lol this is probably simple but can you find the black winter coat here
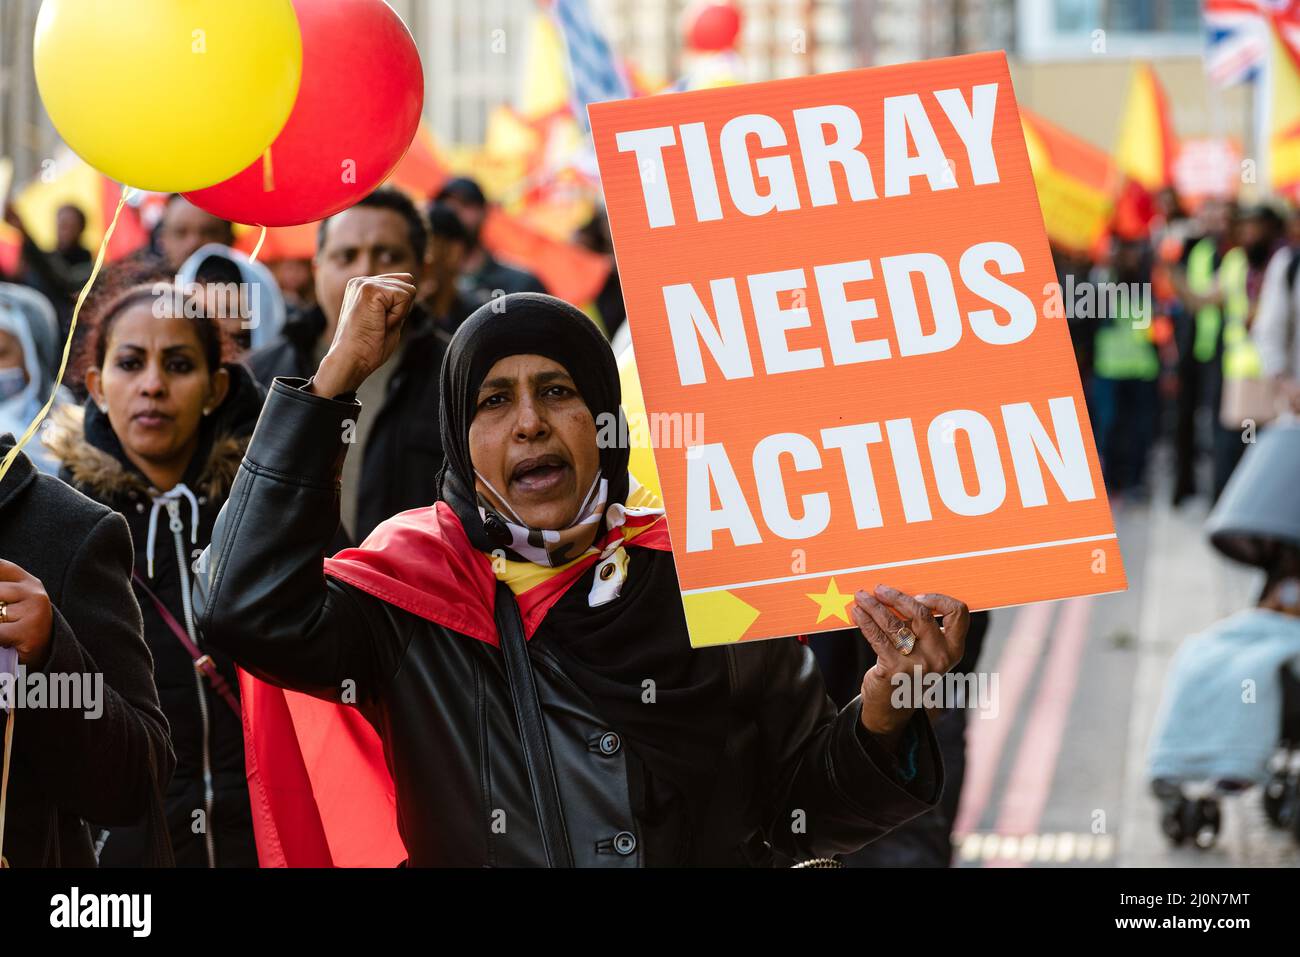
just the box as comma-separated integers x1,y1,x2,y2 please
246,305,450,542
0,434,173,867
193,379,945,867
44,364,265,867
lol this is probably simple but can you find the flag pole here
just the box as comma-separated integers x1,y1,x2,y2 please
1255,21,1272,199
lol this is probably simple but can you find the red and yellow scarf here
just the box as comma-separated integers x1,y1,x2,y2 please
237,482,670,866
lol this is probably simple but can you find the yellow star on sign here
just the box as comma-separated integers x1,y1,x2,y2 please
806,577,855,625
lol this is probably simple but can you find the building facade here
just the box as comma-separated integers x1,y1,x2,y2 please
0,0,1262,194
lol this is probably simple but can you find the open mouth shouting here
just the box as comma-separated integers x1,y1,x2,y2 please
508,452,574,500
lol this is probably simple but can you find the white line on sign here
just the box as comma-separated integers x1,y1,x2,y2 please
679,533,1119,594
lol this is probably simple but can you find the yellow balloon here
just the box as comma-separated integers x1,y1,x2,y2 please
34,0,303,193
617,347,662,501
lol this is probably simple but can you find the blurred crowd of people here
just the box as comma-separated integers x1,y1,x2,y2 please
1055,188,1300,507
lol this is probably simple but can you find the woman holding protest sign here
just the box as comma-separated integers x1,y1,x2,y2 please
44,280,265,867
195,276,974,868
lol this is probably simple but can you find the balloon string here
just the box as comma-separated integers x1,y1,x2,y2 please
263,147,275,193
0,708,13,867
0,187,133,486
249,225,268,264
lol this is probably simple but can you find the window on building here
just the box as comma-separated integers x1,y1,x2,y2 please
1052,0,1200,35
1021,0,1202,59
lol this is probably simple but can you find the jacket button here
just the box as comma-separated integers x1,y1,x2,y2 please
613,831,636,856
598,731,621,755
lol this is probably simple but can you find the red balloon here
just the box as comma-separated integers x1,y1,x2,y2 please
185,0,424,227
686,3,742,52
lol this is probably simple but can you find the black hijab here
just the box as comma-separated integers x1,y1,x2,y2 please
437,292,628,550
435,293,729,851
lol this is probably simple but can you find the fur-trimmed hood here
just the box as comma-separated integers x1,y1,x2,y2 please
44,403,248,502
43,361,265,504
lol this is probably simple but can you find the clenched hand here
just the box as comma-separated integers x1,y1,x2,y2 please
310,273,418,398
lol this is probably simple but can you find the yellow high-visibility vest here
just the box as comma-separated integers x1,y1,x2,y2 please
1218,247,1261,381
1095,297,1159,381
1185,237,1222,364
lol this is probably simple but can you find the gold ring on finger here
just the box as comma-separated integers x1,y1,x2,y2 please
892,624,916,656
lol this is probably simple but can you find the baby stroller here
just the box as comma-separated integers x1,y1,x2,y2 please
1152,659,1300,849
1150,420,1300,850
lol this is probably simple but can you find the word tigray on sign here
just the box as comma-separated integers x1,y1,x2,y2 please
590,51,1125,648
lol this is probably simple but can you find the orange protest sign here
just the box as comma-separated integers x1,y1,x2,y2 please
590,51,1126,648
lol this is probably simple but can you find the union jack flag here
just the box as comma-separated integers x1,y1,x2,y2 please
1203,0,1300,87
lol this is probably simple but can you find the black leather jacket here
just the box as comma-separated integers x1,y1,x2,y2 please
193,378,945,867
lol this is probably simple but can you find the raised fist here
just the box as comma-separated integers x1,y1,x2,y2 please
311,273,418,397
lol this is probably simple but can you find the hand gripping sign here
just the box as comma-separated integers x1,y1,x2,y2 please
590,51,1126,648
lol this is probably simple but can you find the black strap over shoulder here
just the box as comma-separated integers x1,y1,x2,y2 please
492,581,574,867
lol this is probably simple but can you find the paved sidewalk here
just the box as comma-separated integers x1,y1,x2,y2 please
1116,485,1297,867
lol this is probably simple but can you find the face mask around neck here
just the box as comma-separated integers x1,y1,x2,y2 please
472,469,610,568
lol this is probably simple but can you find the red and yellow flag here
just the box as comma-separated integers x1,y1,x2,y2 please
1114,63,1177,193
1020,107,1116,255
0,151,153,268
1268,19,1300,195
